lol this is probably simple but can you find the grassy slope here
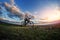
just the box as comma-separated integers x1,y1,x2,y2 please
0,23,60,40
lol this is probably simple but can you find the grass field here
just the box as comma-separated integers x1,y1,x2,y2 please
0,23,60,40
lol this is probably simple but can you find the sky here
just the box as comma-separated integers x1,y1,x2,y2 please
0,0,59,12
0,0,60,22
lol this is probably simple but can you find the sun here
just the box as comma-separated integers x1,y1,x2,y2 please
40,6,60,22
46,12,60,22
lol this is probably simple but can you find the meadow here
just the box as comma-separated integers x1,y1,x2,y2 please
0,22,60,40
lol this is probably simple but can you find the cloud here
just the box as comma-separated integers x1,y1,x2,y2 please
3,0,35,20
10,0,15,6
0,18,6,20
24,11,35,19
4,2,24,18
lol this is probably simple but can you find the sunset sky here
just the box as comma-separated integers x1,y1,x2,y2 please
0,0,60,23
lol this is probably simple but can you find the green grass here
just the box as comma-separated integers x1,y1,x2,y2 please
0,23,60,40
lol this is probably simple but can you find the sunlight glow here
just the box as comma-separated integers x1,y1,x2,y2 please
41,6,60,22
35,4,60,22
